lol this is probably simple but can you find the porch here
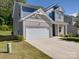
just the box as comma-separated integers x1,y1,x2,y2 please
52,22,68,36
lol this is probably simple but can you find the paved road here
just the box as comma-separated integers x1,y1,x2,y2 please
26,37,79,59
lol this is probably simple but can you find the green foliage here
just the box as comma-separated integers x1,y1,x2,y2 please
15,35,24,41
64,33,76,37
0,25,11,31
0,0,26,26
15,0,26,3
75,13,79,28
61,37,79,42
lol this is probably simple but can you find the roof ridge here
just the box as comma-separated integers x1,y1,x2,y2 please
14,1,43,9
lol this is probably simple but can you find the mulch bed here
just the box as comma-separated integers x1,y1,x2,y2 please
0,35,16,41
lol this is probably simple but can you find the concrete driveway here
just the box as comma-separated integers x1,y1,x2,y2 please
26,37,79,59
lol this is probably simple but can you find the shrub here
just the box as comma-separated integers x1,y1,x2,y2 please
0,25,10,31
15,35,24,41
64,33,76,37
61,37,79,42
64,34,71,37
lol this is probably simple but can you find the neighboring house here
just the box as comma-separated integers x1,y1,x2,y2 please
12,2,77,40
64,15,78,35
77,28,79,35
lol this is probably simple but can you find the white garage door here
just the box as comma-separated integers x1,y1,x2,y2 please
26,28,49,40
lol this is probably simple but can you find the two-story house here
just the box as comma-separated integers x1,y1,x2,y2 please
12,2,75,40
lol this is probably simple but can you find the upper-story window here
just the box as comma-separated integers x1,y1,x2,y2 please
48,11,55,21
22,6,37,12
49,12,53,18
56,12,63,19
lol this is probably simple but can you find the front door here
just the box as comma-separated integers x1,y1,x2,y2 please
52,24,55,36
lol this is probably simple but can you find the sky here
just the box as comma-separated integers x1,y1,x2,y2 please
26,0,79,15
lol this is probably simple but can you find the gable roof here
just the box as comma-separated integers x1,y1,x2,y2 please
15,2,43,9
19,8,68,25
12,2,44,18
45,4,64,12
19,8,55,24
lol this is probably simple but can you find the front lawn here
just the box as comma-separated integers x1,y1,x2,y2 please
0,31,11,35
0,41,52,59
0,31,52,59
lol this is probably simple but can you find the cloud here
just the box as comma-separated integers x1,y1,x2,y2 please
69,13,78,17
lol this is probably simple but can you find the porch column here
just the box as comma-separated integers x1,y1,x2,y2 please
65,24,67,35
57,24,59,36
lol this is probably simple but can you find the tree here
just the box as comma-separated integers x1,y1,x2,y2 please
0,0,25,25
75,13,79,28
15,0,25,3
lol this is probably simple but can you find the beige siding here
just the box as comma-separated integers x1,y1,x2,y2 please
25,15,50,27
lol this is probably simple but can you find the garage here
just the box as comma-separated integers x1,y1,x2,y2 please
26,28,49,40
18,9,53,40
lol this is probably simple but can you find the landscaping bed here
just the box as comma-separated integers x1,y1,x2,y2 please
61,37,79,42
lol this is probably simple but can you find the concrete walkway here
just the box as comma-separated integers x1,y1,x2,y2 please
26,37,79,59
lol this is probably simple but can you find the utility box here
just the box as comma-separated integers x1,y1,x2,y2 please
7,43,12,53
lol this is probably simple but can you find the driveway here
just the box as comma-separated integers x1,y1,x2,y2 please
26,37,79,59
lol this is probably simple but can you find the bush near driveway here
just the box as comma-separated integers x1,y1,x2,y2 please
64,33,77,37
15,35,24,41
61,37,79,42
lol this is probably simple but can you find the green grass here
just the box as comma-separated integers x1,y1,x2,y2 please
0,41,52,59
0,31,52,59
0,31,11,35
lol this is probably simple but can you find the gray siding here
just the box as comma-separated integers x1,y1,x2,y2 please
55,11,64,22
13,3,21,19
13,3,23,35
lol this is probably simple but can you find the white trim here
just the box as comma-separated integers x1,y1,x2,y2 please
19,8,68,25
57,24,59,36
19,8,55,24
19,9,45,21
65,24,68,35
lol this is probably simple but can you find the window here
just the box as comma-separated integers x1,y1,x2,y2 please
22,6,37,12
59,27,62,32
56,12,63,19
49,12,55,21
